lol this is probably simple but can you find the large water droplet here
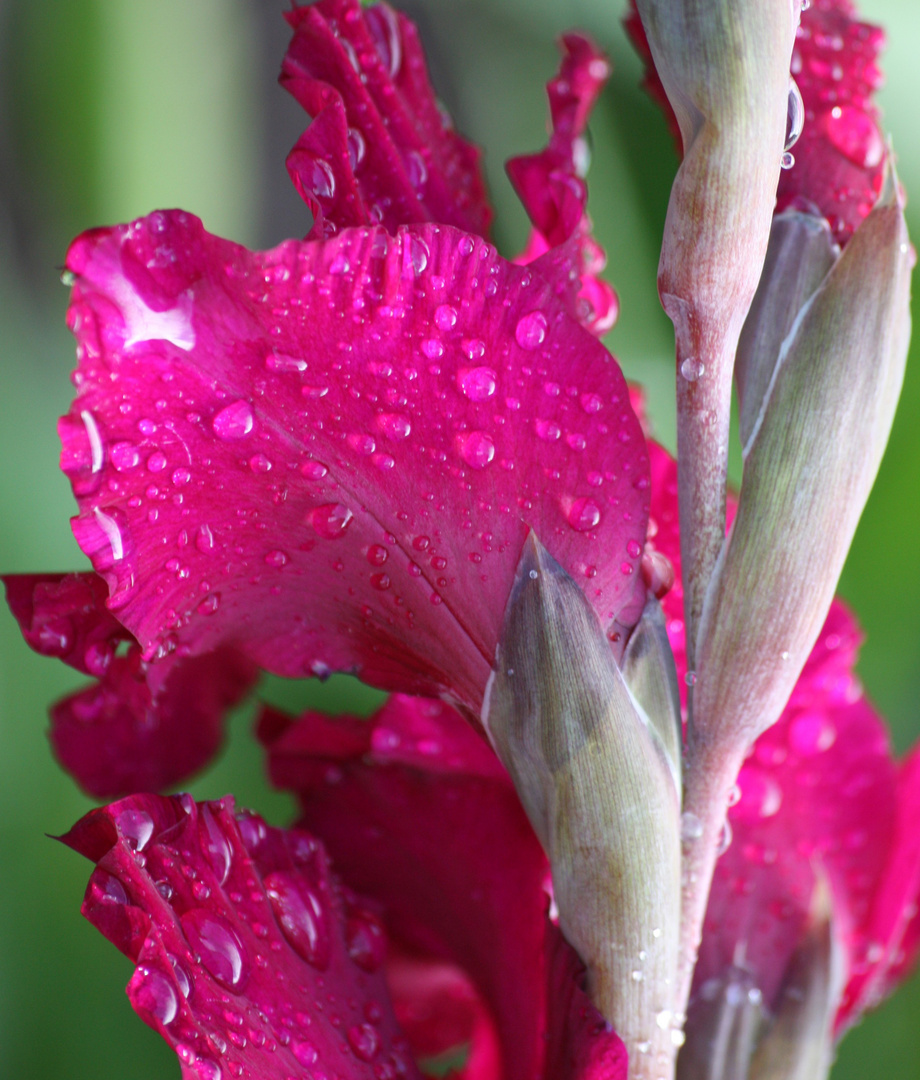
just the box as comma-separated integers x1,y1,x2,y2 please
200,805,232,885
212,401,254,440
457,367,497,401
458,431,495,469
264,871,330,969
181,910,249,992
134,966,178,1025
345,909,387,972
515,311,548,350
785,78,805,150
347,1024,380,1062
116,808,155,852
310,503,354,539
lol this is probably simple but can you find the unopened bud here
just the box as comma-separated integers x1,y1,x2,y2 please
694,160,912,748
484,533,680,1075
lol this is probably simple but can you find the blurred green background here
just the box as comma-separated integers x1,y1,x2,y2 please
0,1,917,1077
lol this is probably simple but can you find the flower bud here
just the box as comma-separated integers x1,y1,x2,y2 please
484,533,681,1074
735,212,839,448
632,0,801,649
693,161,912,750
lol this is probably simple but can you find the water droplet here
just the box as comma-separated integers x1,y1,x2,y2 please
515,311,548,350
181,910,249,992
681,812,703,841
347,1023,380,1062
116,808,155,851
408,235,429,275
366,545,388,566
377,413,411,440
212,401,254,440
134,966,178,1025
345,910,386,972
200,805,233,885
111,441,140,471
308,158,335,199
293,1041,318,1068
685,670,697,687
197,593,221,616
626,539,642,559
196,524,215,553
434,304,458,331
248,453,272,473
370,572,390,590
264,871,330,969
167,953,192,998
458,366,497,401
194,1059,222,1080
580,392,603,414
535,419,561,442
461,338,486,361
347,127,366,170
458,431,495,469
656,1010,672,1030
301,460,329,480
412,535,430,551
781,150,795,170
825,105,884,169
265,351,307,373
565,497,601,531
172,467,191,486
147,451,167,473
786,78,805,150
348,433,376,456
310,503,354,539
680,357,705,382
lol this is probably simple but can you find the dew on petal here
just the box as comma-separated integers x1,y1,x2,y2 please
212,401,254,440
180,910,249,992
264,871,330,969
133,966,178,1026
458,431,495,469
515,311,548,350
565,497,601,532
457,367,497,401
310,503,353,539
824,105,884,169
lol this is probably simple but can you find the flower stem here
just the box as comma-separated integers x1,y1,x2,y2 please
675,730,747,1017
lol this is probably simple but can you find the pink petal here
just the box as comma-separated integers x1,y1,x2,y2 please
507,35,619,337
281,0,492,239
261,693,626,1078
836,745,920,1028
779,0,887,245
63,213,649,713
61,793,422,1080
2,573,255,796
695,606,897,1012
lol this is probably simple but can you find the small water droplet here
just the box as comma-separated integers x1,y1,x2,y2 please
458,366,497,400
248,453,272,473
680,357,705,382
347,127,366,170
681,812,703,842
781,150,796,170
788,712,837,755
212,401,254,440
377,413,411,441
535,419,561,442
346,910,386,972
685,670,698,687
301,460,329,480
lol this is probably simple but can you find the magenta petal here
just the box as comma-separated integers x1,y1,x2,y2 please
3,573,255,796
63,213,648,712
62,794,421,1080
507,35,618,337
778,0,887,245
695,618,897,1010
282,0,492,239
262,694,626,1079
